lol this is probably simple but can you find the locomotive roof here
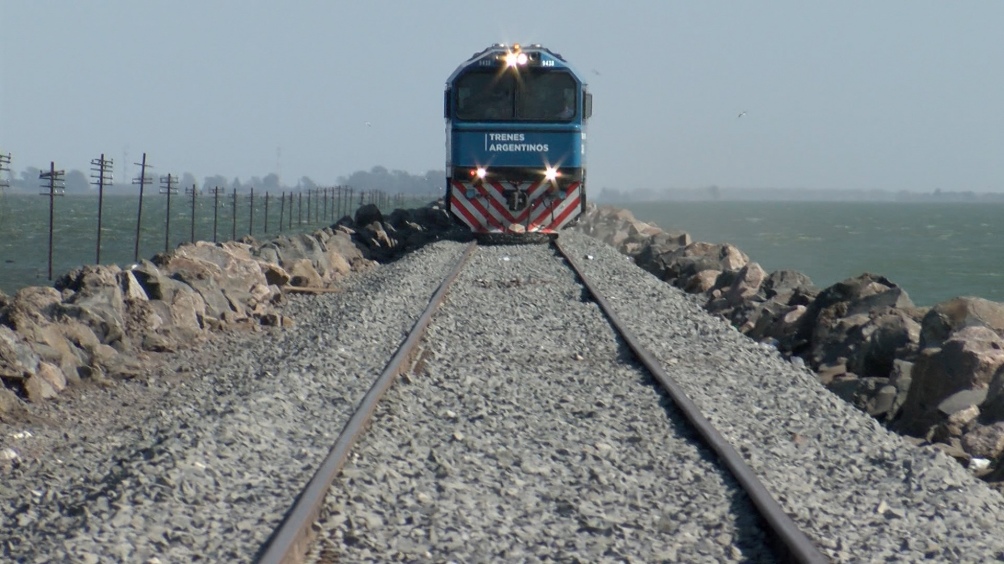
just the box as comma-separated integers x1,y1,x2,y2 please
445,43,585,85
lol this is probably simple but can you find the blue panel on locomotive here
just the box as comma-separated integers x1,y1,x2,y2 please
444,44,592,234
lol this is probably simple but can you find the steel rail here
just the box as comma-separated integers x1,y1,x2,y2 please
553,238,828,564
256,240,478,564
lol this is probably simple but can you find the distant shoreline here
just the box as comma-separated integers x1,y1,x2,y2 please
4,187,1003,204
597,187,1004,203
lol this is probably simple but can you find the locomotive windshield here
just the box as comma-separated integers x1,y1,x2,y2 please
454,69,577,122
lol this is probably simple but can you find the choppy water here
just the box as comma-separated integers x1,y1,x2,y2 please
4,195,995,308
617,200,1004,308
0,191,423,295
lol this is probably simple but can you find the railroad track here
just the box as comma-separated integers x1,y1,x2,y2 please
256,237,827,563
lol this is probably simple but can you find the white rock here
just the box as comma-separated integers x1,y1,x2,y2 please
970,458,991,472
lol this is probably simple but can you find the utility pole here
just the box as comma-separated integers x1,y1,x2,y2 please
39,162,65,280
132,153,152,263
160,173,178,253
232,187,238,241
212,186,224,243
0,153,11,192
249,187,255,235
90,154,113,263
279,191,285,233
185,184,198,243
264,191,270,234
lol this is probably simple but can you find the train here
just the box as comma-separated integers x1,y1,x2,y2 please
444,43,591,237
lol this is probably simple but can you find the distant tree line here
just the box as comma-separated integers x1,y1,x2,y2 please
0,165,446,196
336,166,444,196
599,186,1004,203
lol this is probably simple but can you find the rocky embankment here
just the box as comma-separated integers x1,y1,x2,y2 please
0,202,459,412
569,204,1004,486
2,200,1003,488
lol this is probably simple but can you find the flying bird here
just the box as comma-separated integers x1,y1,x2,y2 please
365,121,372,127
737,111,748,118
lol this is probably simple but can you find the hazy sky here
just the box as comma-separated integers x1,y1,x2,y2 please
3,1,1003,193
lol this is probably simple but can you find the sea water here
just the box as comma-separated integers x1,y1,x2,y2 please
616,200,1004,307
0,192,416,295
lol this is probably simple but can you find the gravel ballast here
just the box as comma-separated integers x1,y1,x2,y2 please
556,231,1004,561
0,241,470,562
309,242,773,562
1,232,1003,562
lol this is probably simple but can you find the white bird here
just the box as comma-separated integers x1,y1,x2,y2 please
365,121,372,127
737,111,747,119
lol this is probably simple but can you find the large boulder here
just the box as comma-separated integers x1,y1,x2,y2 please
655,242,749,287
809,312,871,371
259,263,291,287
28,325,84,386
119,269,149,302
723,262,767,307
629,230,692,273
979,364,1004,422
747,303,808,351
797,273,914,366
729,270,818,351
0,386,25,417
382,207,460,254
919,297,1004,349
961,422,1004,459
2,287,63,327
569,205,688,260
684,270,720,294
354,203,384,227
154,241,274,324
0,325,40,382
897,326,1004,436
130,260,196,303
762,270,817,304
320,229,366,274
409,202,456,230
286,259,325,288
356,221,396,258
257,229,368,284
0,326,70,402
847,310,922,378
0,287,63,344
1,286,110,388
54,264,130,351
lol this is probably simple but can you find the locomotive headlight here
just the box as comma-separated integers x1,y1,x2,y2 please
544,167,559,182
505,45,528,67
475,167,487,179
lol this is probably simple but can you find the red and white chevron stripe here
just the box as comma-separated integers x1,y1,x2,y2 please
449,179,583,234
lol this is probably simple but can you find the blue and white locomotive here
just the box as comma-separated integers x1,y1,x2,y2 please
444,43,592,235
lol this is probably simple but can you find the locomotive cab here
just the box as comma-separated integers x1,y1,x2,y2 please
444,44,590,235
